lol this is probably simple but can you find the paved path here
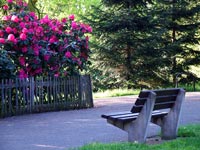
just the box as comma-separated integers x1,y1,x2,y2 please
0,92,200,150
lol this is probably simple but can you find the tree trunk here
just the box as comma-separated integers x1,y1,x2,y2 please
126,45,132,89
28,0,37,12
172,0,177,86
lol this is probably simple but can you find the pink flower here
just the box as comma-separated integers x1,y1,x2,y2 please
36,26,43,33
3,5,9,10
0,38,5,44
7,34,15,42
68,14,75,21
24,16,29,22
73,57,82,65
23,2,28,7
33,46,39,56
2,16,9,21
86,26,92,33
65,51,72,58
19,22,25,28
40,15,50,24
28,28,34,34
29,12,36,17
44,54,50,61
21,47,28,53
49,35,57,43
85,36,89,41
11,15,19,23
19,56,25,66
12,28,17,34
34,68,42,74
71,21,77,30
22,28,28,34
19,69,28,79
5,27,12,33
20,33,27,40
54,73,59,77
0,30,3,37
61,18,67,23
7,0,13,3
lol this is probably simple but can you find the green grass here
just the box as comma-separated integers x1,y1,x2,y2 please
179,84,200,92
76,124,200,150
93,84,200,98
93,89,140,98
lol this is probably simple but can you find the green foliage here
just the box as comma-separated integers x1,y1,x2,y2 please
93,88,140,98
152,0,200,84
84,0,170,89
0,50,16,79
35,0,100,20
178,124,200,137
77,124,200,150
83,0,200,90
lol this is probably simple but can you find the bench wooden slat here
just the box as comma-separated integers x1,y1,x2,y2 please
113,111,168,123
139,88,180,98
101,111,132,119
153,102,174,110
107,113,139,122
131,105,143,113
135,95,177,105
131,101,174,113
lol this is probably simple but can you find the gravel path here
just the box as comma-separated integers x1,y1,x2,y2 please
0,92,200,150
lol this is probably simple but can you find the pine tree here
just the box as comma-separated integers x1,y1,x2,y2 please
152,0,200,85
84,0,200,89
85,0,168,89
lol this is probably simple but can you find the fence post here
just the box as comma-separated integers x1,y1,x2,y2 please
30,77,34,113
78,75,83,107
88,75,94,107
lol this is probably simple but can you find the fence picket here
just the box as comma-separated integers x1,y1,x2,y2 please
0,75,93,118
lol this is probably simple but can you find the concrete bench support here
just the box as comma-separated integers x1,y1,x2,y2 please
153,89,185,140
124,91,156,143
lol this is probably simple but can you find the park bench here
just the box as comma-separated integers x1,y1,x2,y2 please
101,88,185,143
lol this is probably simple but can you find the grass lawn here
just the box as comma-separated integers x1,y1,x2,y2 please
76,124,200,150
93,86,200,98
93,89,140,98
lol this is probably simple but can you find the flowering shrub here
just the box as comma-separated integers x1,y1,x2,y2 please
0,0,92,79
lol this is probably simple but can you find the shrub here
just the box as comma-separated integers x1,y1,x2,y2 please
0,0,92,79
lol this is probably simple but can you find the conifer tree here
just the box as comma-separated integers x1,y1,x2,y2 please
85,0,169,88
152,0,200,85
84,0,200,89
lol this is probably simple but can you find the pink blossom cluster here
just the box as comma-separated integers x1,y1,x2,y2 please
0,0,92,78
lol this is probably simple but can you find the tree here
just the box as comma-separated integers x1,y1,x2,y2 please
84,0,200,90
35,0,100,20
84,0,170,89
152,0,200,85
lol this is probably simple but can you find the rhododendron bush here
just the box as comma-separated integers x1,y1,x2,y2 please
0,0,92,79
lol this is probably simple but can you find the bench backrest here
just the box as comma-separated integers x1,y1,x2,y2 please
131,88,182,113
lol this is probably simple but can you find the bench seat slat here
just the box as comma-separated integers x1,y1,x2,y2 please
101,111,132,119
108,113,138,119
108,111,168,123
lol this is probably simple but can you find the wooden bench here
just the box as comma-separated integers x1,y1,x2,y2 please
101,88,185,143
